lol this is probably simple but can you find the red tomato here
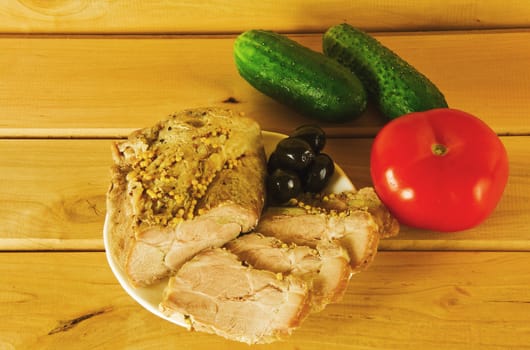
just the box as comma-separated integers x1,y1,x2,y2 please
370,108,509,232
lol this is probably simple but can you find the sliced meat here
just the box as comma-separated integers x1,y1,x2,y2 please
226,233,351,312
308,187,400,238
257,207,379,272
159,248,311,344
106,108,267,286
256,188,397,272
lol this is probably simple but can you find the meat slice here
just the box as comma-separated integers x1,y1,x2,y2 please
309,187,400,239
106,108,267,286
226,233,351,312
256,188,399,272
159,248,311,344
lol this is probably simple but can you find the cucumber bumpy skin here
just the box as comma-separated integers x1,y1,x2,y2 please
323,23,448,119
234,30,367,122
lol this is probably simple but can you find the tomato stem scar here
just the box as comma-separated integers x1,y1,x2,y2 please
432,143,448,156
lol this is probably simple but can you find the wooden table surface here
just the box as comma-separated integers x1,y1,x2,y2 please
1,1,529,349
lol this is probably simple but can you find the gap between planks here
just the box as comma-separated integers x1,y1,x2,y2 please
1,238,530,252
0,128,528,140
0,28,529,38
0,127,385,139
0,128,134,139
0,238,104,251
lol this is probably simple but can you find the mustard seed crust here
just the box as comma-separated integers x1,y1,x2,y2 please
111,108,262,230
106,107,267,284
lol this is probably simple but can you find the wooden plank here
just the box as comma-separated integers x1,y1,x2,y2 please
1,251,529,349
0,136,527,251
0,139,110,248
0,30,529,137
1,1,530,34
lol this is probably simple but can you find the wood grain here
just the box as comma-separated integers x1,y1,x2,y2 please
1,1,530,34
0,30,529,137
2,3,529,350
0,136,527,251
0,139,109,248
1,251,529,349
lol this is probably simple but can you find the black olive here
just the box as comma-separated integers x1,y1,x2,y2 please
275,137,315,172
303,153,335,193
267,168,302,204
267,151,281,174
291,125,326,153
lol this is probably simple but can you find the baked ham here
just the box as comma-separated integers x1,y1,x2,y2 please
158,188,398,344
106,108,267,286
159,248,311,344
226,233,351,312
256,188,399,273
106,108,400,344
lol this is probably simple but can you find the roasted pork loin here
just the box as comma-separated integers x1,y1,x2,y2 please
106,108,400,344
256,188,399,273
159,248,311,344
226,233,351,312
106,108,267,286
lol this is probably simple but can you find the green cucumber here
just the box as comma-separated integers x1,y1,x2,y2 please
323,23,448,119
234,30,367,122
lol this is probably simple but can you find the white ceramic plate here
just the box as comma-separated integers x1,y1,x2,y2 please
103,131,354,328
